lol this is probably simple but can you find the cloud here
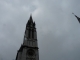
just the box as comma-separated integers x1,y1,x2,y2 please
0,0,80,60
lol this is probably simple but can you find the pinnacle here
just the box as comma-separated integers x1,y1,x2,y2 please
29,14,33,23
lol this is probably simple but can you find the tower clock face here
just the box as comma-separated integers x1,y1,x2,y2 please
27,49,35,56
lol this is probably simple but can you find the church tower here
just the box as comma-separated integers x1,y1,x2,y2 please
16,15,39,60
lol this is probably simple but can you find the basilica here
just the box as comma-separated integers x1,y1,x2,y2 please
15,15,39,60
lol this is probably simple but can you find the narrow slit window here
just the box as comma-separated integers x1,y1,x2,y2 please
28,29,31,38
32,30,34,38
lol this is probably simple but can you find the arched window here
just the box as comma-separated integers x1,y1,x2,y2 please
28,28,31,38
32,29,34,38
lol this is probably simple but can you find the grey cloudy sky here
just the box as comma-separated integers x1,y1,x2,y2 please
0,0,80,60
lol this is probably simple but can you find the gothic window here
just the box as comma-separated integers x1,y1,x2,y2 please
32,29,34,38
28,29,31,38
27,49,35,56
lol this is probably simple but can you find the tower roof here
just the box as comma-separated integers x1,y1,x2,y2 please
29,14,33,23
26,15,36,28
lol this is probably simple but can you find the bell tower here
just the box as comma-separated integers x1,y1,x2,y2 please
16,15,39,60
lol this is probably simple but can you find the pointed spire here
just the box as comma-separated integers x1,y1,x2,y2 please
29,14,33,23
72,13,80,23
26,14,34,27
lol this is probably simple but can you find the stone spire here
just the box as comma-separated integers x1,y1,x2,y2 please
29,14,33,23
26,15,35,27
24,15,37,40
15,15,39,60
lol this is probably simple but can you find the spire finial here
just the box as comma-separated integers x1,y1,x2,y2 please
30,14,32,19
29,14,33,22
30,13,32,19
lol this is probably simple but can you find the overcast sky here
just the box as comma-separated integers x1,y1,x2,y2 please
0,0,80,60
